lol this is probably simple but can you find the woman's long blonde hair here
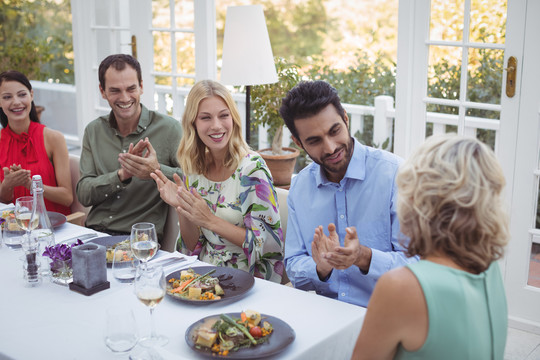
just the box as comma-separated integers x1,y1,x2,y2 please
396,134,509,273
176,80,250,175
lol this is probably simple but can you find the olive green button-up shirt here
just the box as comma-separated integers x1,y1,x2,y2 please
76,105,182,239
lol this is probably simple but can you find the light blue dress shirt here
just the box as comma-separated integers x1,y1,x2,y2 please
284,138,417,307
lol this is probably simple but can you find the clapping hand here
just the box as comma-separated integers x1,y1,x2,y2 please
118,138,160,180
175,186,213,229
150,169,183,208
312,223,340,280
323,227,372,273
3,164,31,190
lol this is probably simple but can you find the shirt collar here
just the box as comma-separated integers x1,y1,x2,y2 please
108,104,150,135
315,137,366,186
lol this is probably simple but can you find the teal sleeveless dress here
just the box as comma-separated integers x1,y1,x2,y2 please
394,260,507,360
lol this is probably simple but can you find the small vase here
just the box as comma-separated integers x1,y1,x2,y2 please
50,259,73,285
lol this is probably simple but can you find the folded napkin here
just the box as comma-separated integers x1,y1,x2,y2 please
0,202,15,212
149,252,198,271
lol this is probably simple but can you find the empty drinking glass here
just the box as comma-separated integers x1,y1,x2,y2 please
104,307,139,354
3,216,23,250
112,245,139,283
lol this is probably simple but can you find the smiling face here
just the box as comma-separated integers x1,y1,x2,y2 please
292,104,353,183
0,80,33,127
195,96,233,155
99,65,143,125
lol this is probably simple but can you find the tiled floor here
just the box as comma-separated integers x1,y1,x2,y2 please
506,327,540,359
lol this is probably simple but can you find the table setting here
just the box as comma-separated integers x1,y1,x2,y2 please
0,201,366,359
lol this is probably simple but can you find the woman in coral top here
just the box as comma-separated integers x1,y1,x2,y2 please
0,70,72,215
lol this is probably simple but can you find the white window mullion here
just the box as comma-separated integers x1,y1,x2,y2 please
130,0,153,109
194,0,216,81
457,0,472,136
394,0,431,158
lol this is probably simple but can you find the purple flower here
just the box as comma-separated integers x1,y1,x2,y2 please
0,217,5,226
42,239,83,262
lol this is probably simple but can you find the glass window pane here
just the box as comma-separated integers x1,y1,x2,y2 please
175,32,195,75
176,77,195,88
428,46,461,101
528,242,540,288
467,48,503,104
175,0,194,29
430,0,464,42
95,30,114,62
154,77,172,113
426,105,458,138
152,0,171,28
95,0,110,26
469,0,507,44
476,129,496,150
155,75,171,87
153,31,172,74
465,108,499,149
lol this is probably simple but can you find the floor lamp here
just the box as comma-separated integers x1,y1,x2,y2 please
220,5,278,146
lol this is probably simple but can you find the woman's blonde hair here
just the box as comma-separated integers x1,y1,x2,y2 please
397,134,509,273
176,80,250,175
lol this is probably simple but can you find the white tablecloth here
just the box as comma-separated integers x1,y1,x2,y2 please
0,222,365,360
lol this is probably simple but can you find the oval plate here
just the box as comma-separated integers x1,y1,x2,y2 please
185,312,295,359
166,266,254,305
48,211,67,228
87,235,131,266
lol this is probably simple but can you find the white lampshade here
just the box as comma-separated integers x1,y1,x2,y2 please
221,5,278,86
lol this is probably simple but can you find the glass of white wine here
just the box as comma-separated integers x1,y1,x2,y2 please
15,196,38,244
130,223,158,270
134,264,168,347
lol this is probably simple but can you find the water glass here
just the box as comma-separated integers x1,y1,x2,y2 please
112,245,139,282
33,231,54,278
3,217,23,250
104,307,139,354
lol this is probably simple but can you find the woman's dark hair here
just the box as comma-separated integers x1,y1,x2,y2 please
0,70,39,128
279,80,346,140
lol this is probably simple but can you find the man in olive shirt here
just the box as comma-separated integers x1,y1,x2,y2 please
77,54,182,240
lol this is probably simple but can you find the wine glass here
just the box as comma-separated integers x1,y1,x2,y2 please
134,264,168,347
15,196,38,243
130,223,158,270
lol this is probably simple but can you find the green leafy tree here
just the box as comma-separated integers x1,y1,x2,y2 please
0,0,74,83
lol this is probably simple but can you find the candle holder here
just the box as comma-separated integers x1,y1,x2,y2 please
69,243,110,296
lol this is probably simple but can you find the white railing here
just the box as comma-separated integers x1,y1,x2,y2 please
154,85,398,150
30,81,500,154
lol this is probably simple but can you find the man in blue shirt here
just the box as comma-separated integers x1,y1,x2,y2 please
279,80,416,307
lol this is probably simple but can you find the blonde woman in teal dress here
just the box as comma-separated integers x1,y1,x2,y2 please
351,134,509,359
151,80,284,283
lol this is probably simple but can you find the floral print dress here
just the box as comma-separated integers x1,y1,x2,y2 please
177,153,285,283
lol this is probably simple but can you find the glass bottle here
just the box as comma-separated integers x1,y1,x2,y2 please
31,175,55,277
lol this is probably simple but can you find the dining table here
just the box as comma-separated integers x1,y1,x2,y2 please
0,218,366,360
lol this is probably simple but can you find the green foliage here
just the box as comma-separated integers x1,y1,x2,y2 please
0,0,74,83
306,51,396,147
306,51,396,106
250,57,302,153
427,42,503,150
259,0,328,67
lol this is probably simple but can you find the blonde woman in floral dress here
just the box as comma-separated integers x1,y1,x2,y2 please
151,80,284,283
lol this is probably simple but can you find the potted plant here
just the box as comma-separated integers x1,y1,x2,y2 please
251,57,302,186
